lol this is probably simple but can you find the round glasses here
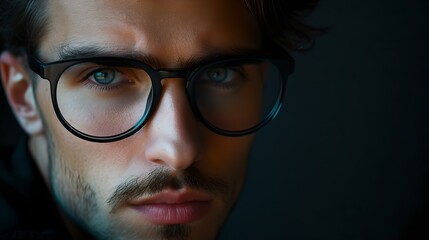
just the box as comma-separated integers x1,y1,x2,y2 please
28,54,294,142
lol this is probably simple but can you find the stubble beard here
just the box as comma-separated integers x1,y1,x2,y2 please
44,132,226,240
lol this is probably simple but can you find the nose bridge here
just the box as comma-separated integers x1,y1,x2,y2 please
158,69,188,79
143,77,201,170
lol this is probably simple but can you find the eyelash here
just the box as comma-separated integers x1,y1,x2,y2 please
81,80,122,92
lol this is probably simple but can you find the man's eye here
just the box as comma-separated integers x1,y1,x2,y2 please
90,68,117,85
206,68,230,83
203,67,243,86
79,67,134,92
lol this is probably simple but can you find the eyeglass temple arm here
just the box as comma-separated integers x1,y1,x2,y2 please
27,55,46,78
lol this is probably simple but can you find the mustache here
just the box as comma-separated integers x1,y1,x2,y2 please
107,167,229,212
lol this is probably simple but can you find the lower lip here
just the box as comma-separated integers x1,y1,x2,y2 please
133,201,211,225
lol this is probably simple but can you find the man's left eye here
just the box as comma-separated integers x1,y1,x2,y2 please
204,67,242,84
207,68,229,83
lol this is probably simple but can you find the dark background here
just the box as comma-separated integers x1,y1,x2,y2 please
1,0,429,239
220,0,429,239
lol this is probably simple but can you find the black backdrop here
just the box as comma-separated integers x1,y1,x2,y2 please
1,0,428,239
220,0,429,239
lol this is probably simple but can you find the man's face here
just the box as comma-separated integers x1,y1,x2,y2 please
32,0,261,239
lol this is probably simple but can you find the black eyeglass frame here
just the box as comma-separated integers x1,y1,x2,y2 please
27,54,295,142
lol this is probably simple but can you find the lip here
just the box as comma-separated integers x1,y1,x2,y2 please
129,189,213,225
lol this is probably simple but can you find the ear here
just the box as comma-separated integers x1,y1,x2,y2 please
0,51,43,136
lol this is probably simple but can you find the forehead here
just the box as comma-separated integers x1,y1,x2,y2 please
40,0,261,64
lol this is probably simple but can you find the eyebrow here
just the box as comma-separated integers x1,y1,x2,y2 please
54,43,262,69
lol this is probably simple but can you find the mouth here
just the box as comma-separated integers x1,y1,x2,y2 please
129,189,213,225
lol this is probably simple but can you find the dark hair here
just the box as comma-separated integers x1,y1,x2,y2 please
0,0,321,56
244,0,323,53
0,0,48,55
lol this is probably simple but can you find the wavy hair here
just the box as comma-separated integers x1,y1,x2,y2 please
0,0,322,56
244,0,323,54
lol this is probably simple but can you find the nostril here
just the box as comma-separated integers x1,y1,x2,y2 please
150,158,166,166
142,129,203,170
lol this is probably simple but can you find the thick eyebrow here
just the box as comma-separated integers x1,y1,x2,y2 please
56,44,161,68
55,43,262,69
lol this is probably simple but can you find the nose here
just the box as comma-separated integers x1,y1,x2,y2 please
141,78,202,170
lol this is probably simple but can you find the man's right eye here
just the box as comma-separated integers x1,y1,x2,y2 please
91,68,117,85
79,67,133,92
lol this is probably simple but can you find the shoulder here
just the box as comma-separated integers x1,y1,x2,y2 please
0,139,72,239
0,145,14,157
0,143,25,236
0,229,73,240
0,141,71,239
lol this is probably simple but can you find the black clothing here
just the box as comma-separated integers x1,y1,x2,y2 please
0,137,71,240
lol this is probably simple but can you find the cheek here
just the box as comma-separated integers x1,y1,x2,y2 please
199,133,254,194
35,79,127,186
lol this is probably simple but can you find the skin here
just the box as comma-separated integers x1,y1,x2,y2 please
0,0,262,239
